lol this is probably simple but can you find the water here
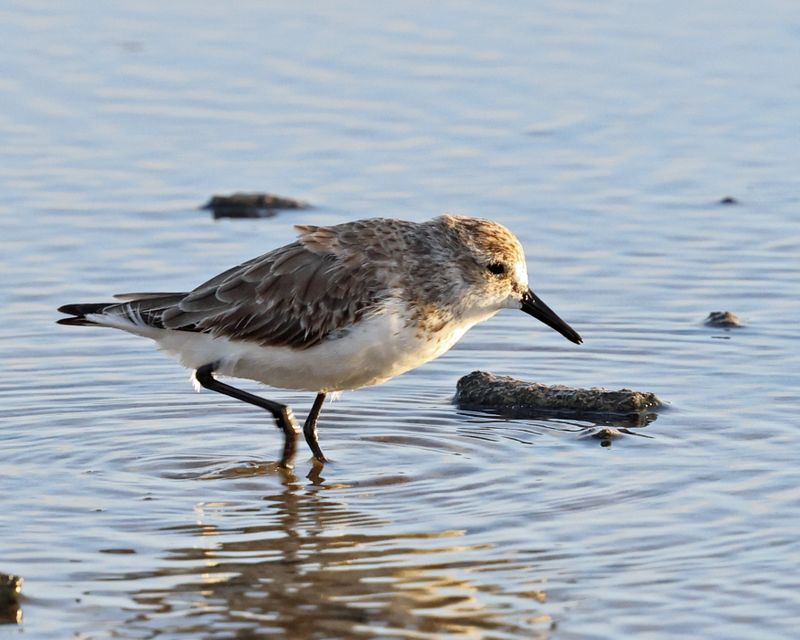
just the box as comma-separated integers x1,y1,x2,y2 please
1,1,799,637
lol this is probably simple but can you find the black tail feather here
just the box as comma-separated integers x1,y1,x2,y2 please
58,303,112,316
57,316,100,326
57,302,113,326
57,294,188,329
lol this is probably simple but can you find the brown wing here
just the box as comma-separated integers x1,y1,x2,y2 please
159,240,383,349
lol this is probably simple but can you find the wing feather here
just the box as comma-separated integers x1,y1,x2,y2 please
159,239,384,349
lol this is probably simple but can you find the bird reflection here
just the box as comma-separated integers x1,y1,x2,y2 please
115,466,550,638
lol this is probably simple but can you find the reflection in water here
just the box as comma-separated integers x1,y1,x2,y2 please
455,406,658,451
104,468,550,638
7,0,799,636
458,406,660,430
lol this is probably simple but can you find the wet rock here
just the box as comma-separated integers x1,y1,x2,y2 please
718,196,739,205
705,311,742,328
589,427,623,447
0,573,22,624
201,192,309,219
455,371,662,418
593,427,622,440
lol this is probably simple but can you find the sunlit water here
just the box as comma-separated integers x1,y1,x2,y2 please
1,1,799,638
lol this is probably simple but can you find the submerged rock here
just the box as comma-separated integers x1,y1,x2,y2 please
718,196,739,205
455,371,662,418
201,192,309,219
705,311,742,328
0,573,22,624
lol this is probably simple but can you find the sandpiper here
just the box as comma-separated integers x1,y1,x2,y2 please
58,214,582,466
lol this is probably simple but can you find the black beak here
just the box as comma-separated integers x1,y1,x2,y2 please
520,288,582,345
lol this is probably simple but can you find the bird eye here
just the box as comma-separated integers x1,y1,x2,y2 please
487,262,506,275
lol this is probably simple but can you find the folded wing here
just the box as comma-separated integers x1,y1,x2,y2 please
159,240,383,349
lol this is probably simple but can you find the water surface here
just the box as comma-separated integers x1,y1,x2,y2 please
1,1,799,638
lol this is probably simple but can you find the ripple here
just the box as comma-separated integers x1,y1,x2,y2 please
2,1,800,638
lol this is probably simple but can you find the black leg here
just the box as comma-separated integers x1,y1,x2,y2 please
303,392,327,463
195,364,299,467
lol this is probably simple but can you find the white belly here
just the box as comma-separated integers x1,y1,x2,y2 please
231,315,468,392
96,302,496,393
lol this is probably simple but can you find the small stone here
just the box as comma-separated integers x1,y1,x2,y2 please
0,573,22,624
201,192,309,219
705,311,742,328
455,371,662,419
578,426,624,445
595,427,622,440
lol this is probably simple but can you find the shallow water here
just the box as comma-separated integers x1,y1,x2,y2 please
2,1,800,638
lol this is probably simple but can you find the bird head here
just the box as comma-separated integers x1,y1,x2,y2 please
435,214,582,344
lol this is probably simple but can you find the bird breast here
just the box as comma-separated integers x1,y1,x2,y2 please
218,299,485,392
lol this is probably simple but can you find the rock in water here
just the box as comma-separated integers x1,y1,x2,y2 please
705,311,742,328
455,371,662,417
0,573,22,624
201,192,309,219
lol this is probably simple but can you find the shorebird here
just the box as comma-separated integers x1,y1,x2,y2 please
58,214,582,467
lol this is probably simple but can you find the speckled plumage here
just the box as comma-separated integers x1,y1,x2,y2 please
58,214,581,465
73,215,530,352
